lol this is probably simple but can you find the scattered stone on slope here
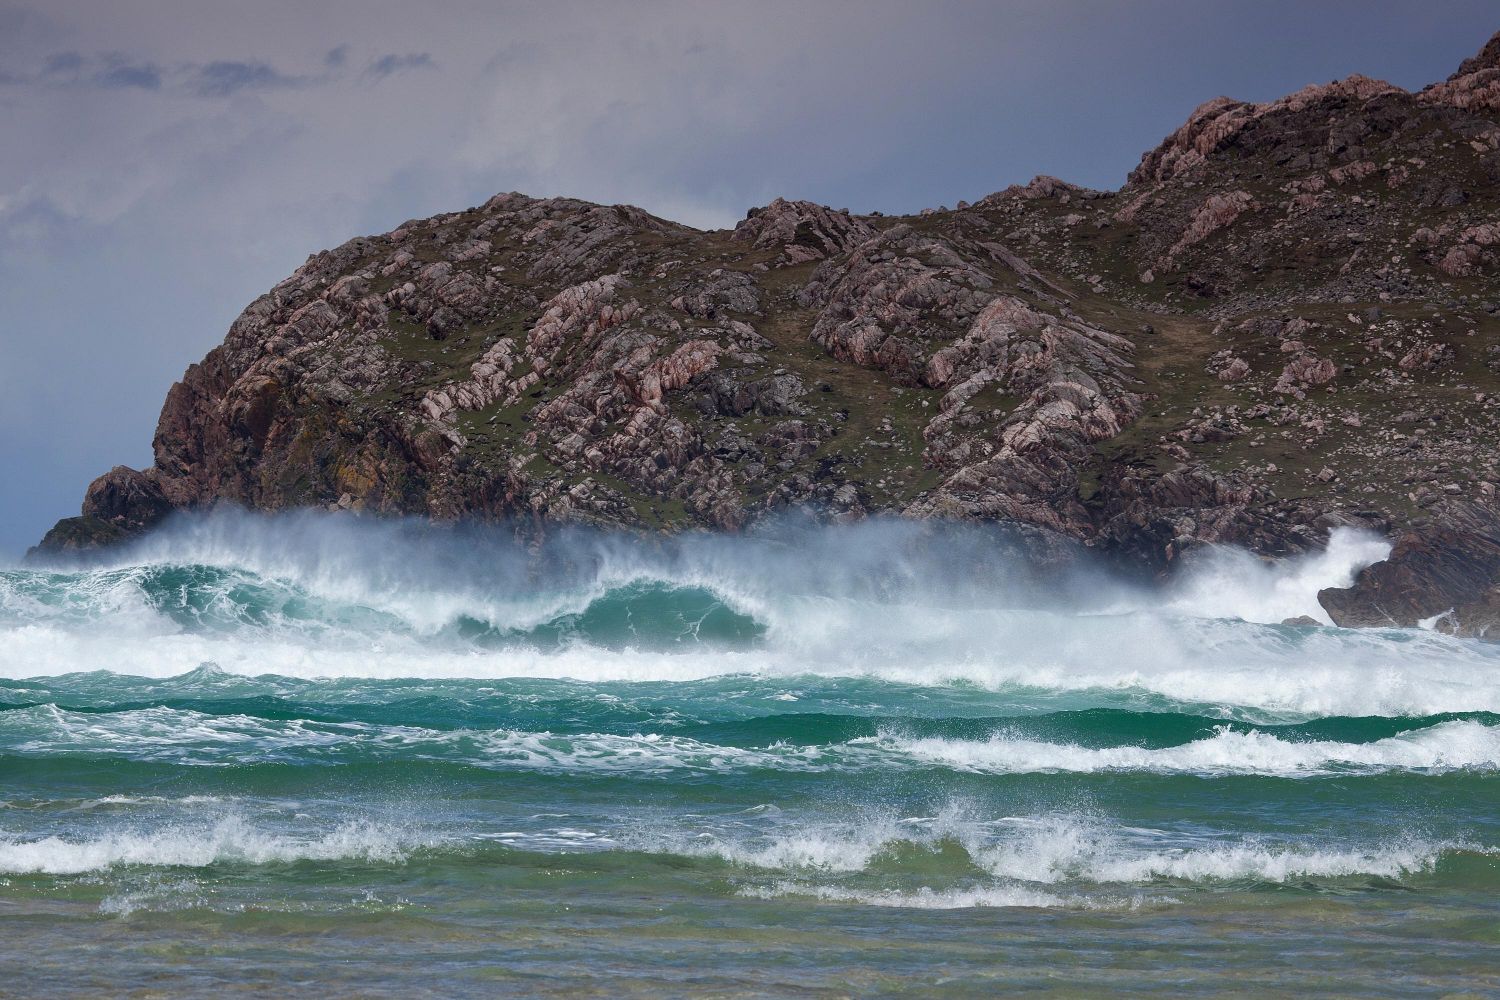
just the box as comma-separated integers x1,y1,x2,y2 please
29,29,1500,627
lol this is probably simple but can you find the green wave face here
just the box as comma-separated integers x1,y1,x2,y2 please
0,565,765,651
3,514,1499,995
461,580,766,650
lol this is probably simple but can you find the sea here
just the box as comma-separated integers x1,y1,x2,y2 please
2,511,1496,997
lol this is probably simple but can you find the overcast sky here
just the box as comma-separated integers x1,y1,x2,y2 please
1,1,1495,556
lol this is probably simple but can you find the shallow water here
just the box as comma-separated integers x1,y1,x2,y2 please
3,513,1497,997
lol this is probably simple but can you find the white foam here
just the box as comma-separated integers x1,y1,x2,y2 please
675,827,890,871
5,704,823,771
0,814,434,874
630,808,939,873
874,720,1500,776
9,702,1499,777
6,609,1500,720
0,565,177,635
13,510,1387,640
968,814,1458,885
7,514,1499,719
1077,841,1444,883
628,807,1473,890
738,880,1093,910
1159,527,1392,625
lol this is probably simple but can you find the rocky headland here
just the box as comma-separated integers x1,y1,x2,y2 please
35,30,1500,635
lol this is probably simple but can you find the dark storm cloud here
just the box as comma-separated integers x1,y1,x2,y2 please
364,52,434,80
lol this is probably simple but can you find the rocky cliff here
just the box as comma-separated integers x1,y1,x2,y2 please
36,31,1500,624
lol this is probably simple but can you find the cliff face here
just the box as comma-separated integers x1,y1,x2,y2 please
35,32,1500,603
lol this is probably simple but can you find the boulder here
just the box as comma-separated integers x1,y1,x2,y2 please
1319,501,1500,628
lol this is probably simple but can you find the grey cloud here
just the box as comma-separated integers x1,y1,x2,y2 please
41,50,83,76
94,61,162,90
483,41,541,75
0,2,63,45
9,50,286,95
365,52,434,80
4,50,157,89
324,45,350,69
190,60,303,97
0,195,81,260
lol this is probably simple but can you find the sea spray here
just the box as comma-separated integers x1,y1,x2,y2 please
2,509,1497,962
1159,526,1393,625
4,512,1499,717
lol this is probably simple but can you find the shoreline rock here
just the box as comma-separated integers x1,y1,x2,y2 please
30,30,1500,626
1318,500,1500,637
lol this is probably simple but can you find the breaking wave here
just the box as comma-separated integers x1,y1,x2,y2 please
628,807,1482,891
4,509,1497,719
4,801,1482,904
4,509,1496,919
0,814,435,875
0,564,762,650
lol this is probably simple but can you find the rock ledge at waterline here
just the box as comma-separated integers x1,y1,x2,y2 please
36,30,1500,637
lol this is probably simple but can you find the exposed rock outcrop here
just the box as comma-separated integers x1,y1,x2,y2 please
1421,32,1500,113
731,198,876,265
1319,500,1500,636
31,30,1500,621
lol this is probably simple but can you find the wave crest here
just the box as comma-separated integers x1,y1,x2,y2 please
632,807,1479,897
6,511,1499,719
0,564,763,652
0,814,434,875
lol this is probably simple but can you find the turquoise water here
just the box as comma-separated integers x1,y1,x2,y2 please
2,514,1498,997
